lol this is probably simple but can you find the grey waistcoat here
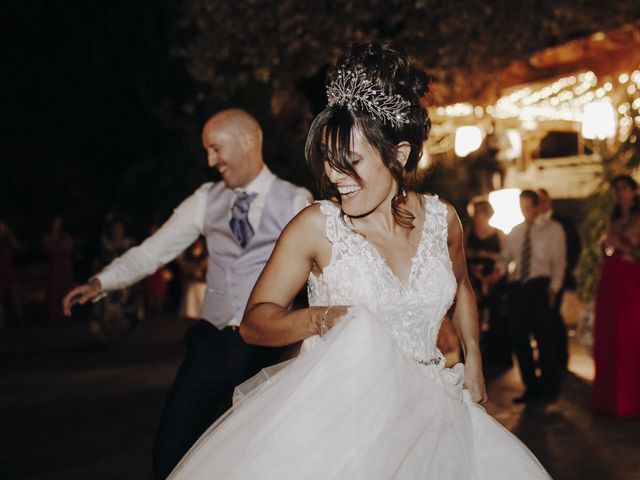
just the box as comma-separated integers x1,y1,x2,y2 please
201,177,300,328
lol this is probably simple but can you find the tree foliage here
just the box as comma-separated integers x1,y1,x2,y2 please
3,1,199,237
177,0,640,107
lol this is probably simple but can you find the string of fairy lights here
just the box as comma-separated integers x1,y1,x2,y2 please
430,65,640,145
425,66,640,233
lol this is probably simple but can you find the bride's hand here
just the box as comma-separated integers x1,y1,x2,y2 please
463,358,488,404
316,305,349,336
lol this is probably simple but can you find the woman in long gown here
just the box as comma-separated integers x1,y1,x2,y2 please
169,42,550,479
593,174,640,418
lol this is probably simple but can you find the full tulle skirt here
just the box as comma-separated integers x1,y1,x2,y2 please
169,306,550,479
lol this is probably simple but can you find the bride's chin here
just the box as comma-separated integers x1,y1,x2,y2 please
340,201,376,219
339,200,359,214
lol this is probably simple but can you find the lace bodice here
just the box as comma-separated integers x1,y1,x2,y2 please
307,195,457,363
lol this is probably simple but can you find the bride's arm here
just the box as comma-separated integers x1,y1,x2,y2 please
240,204,343,347
445,202,488,404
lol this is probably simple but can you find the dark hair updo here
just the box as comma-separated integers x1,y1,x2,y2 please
305,42,431,228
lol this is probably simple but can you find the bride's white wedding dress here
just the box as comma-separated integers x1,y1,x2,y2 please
169,196,551,479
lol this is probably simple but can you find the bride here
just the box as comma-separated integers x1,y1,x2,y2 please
169,42,550,479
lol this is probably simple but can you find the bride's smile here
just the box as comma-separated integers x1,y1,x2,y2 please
324,127,399,218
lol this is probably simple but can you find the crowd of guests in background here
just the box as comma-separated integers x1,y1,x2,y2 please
464,177,639,417
465,188,580,404
1,174,639,419
0,212,209,334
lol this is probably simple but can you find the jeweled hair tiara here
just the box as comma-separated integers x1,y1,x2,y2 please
326,69,411,128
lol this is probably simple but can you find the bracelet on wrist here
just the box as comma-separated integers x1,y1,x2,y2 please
319,306,332,336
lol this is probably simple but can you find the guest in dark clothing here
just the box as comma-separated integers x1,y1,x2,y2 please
43,215,75,322
501,190,566,403
465,200,511,367
0,221,18,326
538,189,581,370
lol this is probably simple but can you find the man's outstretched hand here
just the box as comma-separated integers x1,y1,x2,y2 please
62,278,102,316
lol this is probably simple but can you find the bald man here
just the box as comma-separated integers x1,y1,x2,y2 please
63,109,311,479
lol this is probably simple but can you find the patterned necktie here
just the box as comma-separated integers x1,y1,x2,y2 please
520,224,532,282
229,191,257,248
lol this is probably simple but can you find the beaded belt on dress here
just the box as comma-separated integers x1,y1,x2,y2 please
415,356,442,366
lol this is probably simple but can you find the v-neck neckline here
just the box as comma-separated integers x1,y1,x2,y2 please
351,202,428,290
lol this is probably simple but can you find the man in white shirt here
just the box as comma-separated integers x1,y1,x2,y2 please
501,190,566,403
63,109,311,479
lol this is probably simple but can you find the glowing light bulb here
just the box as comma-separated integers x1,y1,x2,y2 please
582,101,616,140
454,126,483,157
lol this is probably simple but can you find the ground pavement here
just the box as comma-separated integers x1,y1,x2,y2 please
1,313,639,480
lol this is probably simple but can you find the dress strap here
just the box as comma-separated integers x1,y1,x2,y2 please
423,194,450,253
317,200,344,244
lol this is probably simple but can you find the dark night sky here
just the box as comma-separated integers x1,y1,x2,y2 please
3,1,202,243
3,1,321,248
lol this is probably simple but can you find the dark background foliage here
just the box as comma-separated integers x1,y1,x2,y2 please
3,0,640,241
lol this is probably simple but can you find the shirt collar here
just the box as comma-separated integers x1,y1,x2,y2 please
234,165,274,195
533,215,546,227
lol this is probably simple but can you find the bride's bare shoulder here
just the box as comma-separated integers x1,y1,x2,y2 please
281,202,330,242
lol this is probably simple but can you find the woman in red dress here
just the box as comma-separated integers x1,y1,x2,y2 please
593,174,640,418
